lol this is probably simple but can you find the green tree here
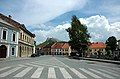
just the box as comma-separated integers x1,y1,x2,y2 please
105,36,117,54
66,15,90,57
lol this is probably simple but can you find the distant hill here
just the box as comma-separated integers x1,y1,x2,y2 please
37,38,60,47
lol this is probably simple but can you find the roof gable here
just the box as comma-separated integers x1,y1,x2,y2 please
51,43,64,49
51,42,70,49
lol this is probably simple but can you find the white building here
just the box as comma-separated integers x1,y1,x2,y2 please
0,14,19,58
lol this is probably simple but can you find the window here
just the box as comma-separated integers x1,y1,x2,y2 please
13,33,16,42
2,30,7,40
12,47,15,55
20,33,22,40
23,34,24,40
65,49,68,51
25,36,26,41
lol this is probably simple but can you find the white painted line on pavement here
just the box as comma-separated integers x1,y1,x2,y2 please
31,67,44,78
14,67,33,77
70,68,87,78
0,67,22,77
25,63,42,67
79,68,101,78
59,67,72,79
53,57,70,68
90,64,120,70
0,67,11,72
97,68,120,77
18,64,27,67
30,62,59,68
48,67,56,79
89,68,115,78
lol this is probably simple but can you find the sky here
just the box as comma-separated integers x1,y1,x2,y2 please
0,0,120,44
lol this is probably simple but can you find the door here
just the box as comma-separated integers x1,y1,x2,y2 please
0,45,7,58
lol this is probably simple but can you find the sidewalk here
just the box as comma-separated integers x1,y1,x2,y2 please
0,57,31,62
83,58,120,65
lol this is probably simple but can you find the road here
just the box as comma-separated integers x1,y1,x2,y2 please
0,55,120,79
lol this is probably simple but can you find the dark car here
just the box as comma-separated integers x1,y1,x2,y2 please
31,53,41,57
72,56,81,60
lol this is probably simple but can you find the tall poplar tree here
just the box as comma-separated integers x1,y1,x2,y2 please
66,15,90,57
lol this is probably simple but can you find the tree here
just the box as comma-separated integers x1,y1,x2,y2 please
66,15,90,57
105,36,117,54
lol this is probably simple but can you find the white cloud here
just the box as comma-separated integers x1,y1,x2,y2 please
16,0,87,25
79,15,120,42
33,23,71,44
34,15,120,44
109,22,120,39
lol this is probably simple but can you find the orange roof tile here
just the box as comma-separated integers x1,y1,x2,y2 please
90,42,106,49
62,43,70,49
51,43,64,49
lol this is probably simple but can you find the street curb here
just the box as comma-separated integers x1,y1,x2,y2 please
0,57,31,62
83,58,120,65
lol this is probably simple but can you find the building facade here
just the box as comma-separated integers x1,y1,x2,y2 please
88,42,106,57
41,44,53,55
18,24,35,57
0,14,19,58
51,42,71,56
0,13,35,58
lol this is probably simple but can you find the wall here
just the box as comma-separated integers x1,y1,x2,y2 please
0,22,19,58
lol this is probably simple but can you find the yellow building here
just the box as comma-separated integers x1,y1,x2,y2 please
18,24,35,57
88,42,106,57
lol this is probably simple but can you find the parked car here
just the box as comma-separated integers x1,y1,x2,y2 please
40,52,44,55
72,56,81,60
31,53,41,57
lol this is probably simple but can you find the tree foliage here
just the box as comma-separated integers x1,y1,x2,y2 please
66,15,90,56
105,36,117,53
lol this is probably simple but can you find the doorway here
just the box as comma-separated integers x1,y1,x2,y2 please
0,45,7,58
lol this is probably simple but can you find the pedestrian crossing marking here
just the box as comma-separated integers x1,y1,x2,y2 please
0,67,22,77
97,68,120,77
70,68,87,78
25,63,42,67
30,62,62,68
14,67,33,77
59,67,72,79
79,68,101,78
48,67,56,79
0,66,119,78
0,67,11,72
31,67,44,78
89,68,115,78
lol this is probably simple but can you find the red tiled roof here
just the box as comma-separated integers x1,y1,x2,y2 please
90,42,106,49
62,43,70,49
51,43,64,49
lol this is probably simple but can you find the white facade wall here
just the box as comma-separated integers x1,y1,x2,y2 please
0,20,19,58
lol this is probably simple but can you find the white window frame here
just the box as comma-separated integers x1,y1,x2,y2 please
11,31,16,42
1,28,8,41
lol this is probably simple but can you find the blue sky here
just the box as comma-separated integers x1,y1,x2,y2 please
0,0,120,44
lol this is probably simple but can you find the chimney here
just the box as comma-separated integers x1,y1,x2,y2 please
8,15,12,19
